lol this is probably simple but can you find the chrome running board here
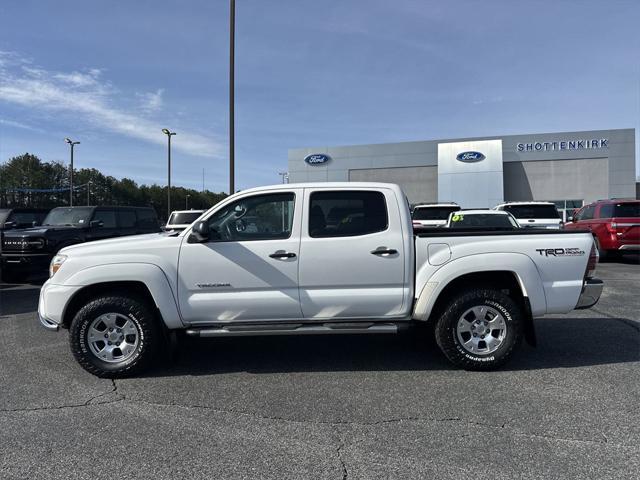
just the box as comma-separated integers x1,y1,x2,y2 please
185,322,399,338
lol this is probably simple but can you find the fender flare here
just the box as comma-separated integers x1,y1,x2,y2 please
64,262,183,329
413,252,547,320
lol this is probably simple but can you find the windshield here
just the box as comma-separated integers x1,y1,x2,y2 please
614,203,640,218
43,207,94,226
503,204,560,219
449,213,519,229
168,211,203,225
413,206,460,220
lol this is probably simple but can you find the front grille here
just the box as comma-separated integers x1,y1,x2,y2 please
2,238,45,252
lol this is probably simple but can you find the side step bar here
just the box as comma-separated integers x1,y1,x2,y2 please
185,322,399,338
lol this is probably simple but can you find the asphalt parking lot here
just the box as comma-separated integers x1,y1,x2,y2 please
1,258,639,479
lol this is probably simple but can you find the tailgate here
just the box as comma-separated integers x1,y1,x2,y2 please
614,217,640,242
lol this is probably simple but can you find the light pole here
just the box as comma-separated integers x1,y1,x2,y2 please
87,180,92,206
278,172,289,184
162,128,176,220
64,138,80,206
185,194,191,210
229,0,235,195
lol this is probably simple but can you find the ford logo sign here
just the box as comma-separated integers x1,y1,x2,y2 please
304,153,331,166
456,151,485,163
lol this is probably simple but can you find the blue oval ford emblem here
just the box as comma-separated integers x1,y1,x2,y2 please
304,153,331,165
456,151,486,163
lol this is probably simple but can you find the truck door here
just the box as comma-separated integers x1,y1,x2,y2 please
298,188,406,319
177,189,303,323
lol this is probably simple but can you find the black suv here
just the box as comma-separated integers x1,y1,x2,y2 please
0,206,160,281
0,208,50,230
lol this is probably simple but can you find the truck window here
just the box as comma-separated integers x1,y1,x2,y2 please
208,193,295,241
136,209,159,229
413,207,459,220
118,210,137,228
309,190,388,238
92,209,117,228
502,204,560,219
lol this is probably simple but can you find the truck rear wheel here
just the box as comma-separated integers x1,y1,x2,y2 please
435,289,523,370
70,294,161,378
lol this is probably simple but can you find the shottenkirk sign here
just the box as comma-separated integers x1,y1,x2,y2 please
517,139,608,152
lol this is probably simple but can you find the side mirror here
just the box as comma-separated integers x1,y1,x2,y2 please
31,220,38,227
567,216,574,222
3,221,15,229
189,220,214,243
89,220,104,228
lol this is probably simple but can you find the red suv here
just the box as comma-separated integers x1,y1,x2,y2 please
565,199,640,259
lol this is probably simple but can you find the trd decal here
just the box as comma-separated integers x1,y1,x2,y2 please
535,248,585,257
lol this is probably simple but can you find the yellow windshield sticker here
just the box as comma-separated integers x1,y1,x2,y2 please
451,214,463,222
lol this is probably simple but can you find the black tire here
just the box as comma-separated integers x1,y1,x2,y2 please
70,294,162,378
435,289,523,371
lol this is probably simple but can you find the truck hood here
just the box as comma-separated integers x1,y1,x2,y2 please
60,231,178,256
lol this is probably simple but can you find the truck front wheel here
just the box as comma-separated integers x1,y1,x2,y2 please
435,289,523,371
70,294,162,378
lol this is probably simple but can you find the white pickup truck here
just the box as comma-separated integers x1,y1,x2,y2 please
38,182,603,377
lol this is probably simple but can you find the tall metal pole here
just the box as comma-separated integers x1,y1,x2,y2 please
167,133,171,219
87,180,91,206
65,138,80,206
70,143,74,206
162,129,176,221
229,0,235,195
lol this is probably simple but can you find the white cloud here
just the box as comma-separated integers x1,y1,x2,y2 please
0,51,222,158
137,88,164,113
0,117,44,132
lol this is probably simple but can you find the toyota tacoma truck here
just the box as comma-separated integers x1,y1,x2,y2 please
38,183,603,377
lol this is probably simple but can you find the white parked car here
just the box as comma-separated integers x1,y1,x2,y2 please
494,202,562,229
446,209,520,229
39,183,602,377
412,203,460,228
164,209,206,231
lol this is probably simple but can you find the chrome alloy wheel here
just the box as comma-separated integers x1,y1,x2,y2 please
456,305,507,355
87,313,140,363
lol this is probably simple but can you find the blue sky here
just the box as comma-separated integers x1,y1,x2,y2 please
1,0,639,192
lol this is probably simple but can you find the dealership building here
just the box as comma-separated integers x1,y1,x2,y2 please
288,128,637,219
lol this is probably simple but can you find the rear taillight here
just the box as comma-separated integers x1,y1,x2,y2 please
586,242,598,279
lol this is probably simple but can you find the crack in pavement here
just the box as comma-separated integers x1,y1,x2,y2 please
0,379,124,413
0,394,633,449
332,426,349,480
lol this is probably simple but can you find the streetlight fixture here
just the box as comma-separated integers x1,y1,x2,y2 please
278,172,289,184
64,138,80,206
162,128,176,220
185,194,191,210
87,180,92,206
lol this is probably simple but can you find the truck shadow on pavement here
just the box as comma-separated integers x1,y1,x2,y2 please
147,316,639,377
0,281,45,316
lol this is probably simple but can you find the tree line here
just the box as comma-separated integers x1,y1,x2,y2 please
0,153,227,222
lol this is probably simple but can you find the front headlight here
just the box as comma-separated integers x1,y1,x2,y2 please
49,254,67,278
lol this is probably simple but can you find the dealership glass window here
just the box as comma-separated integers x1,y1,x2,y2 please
309,190,388,237
546,200,583,222
207,193,295,241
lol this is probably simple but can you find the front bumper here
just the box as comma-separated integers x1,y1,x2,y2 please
38,281,82,331
575,278,604,310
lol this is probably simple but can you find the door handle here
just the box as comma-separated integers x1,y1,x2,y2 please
269,250,297,259
371,247,398,256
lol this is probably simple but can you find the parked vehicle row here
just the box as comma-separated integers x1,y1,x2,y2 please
38,182,602,377
1,206,160,282
0,208,49,230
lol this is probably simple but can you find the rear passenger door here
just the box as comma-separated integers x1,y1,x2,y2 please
298,188,407,319
117,209,138,237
